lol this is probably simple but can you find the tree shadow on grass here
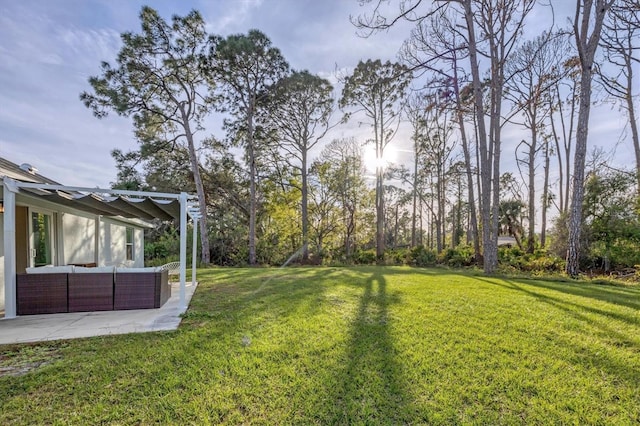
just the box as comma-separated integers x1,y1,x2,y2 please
476,277,640,390
181,268,343,337
340,265,448,277
515,277,640,310
180,267,419,422
191,267,339,308
325,270,417,424
476,277,639,327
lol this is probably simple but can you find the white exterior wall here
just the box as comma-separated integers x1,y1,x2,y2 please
134,227,144,267
99,219,144,268
61,213,96,265
0,211,5,311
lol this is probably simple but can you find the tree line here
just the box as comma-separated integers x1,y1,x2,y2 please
81,2,639,275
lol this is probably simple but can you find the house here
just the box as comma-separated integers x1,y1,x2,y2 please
497,236,518,248
1,156,199,318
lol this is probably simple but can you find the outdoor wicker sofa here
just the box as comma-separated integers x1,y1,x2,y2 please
16,271,69,315
114,267,171,310
16,266,170,315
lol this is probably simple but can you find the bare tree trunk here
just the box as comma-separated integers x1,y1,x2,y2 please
431,210,436,250
376,102,385,262
541,137,551,248
394,204,399,249
549,91,566,214
511,225,524,251
435,159,443,253
566,0,612,277
346,209,355,258
627,71,640,192
453,72,480,260
527,123,537,253
411,128,420,247
487,35,505,275
181,107,210,264
418,197,423,246
462,0,495,272
566,76,592,276
301,151,309,261
475,126,483,222
435,217,443,253
429,194,435,250
439,169,446,251
344,154,358,258
247,104,257,265
471,0,533,272
562,126,575,213
556,76,579,214
376,160,385,260
488,135,500,273
344,211,350,257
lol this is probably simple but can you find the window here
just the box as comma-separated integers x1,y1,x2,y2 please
126,227,134,261
31,211,53,266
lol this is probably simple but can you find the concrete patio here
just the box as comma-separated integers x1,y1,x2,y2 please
0,282,198,345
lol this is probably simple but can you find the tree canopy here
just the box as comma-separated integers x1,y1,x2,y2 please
80,3,640,276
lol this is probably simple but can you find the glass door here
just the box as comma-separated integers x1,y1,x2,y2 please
30,210,54,267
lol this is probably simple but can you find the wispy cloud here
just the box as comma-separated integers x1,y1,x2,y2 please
59,27,121,64
201,0,264,34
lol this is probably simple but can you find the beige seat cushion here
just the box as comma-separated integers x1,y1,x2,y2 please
74,266,114,273
115,267,160,273
26,265,74,274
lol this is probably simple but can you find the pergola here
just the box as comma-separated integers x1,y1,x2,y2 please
3,177,200,319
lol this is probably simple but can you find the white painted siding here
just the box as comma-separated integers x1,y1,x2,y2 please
61,213,96,264
99,219,145,267
0,212,5,311
134,228,144,268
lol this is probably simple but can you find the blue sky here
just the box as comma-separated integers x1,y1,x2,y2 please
0,0,635,189
0,0,411,186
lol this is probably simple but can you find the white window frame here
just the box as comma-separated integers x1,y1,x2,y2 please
28,207,56,267
125,227,134,261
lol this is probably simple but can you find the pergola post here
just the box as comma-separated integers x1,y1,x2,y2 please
191,215,197,286
187,207,200,287
179,192,187,310
3,179,17,318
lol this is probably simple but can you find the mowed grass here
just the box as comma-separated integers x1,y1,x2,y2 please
1,267,639,424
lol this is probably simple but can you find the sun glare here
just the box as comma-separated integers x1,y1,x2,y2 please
364,146,397,172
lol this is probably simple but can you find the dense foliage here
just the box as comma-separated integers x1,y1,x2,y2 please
551,169,640,273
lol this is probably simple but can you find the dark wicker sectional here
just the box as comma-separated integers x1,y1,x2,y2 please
114,271,171,310
16,269,170,315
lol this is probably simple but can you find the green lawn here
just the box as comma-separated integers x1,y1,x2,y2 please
1,267,639,424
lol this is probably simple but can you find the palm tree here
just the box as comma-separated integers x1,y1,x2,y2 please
499,200,526,250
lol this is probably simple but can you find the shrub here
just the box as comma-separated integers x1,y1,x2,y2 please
351,250,377,265
144,241,169,260
440,246,474,267
385,248,410,265
409,246,437,267
498,247,564,273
